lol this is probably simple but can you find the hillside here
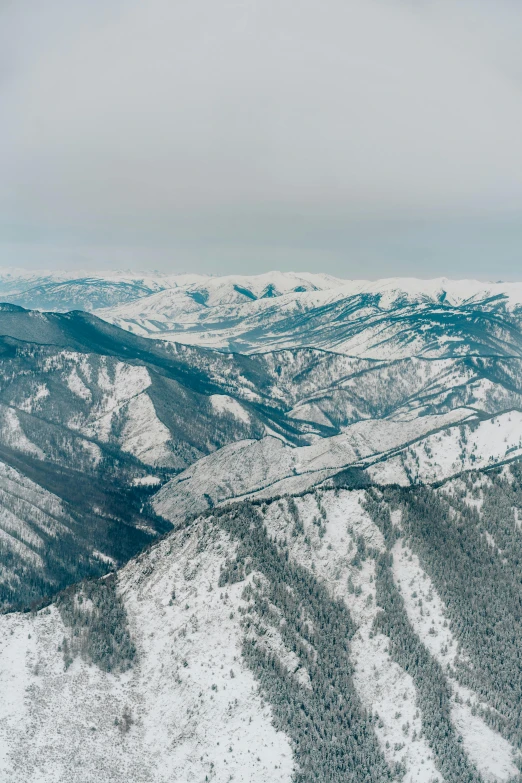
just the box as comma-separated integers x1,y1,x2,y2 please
2,275,522,781
3,468,522,782
2,300,522,608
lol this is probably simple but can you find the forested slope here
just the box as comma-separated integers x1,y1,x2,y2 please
3,277,522,781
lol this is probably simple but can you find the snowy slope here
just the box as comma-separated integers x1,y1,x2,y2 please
154,406,522,529
0,521,294,783
0,459,135,612
98,275,522,359
3,301,522,611
154,409,476,524
4,270,522,360
3,480,521,782
391,539,518,782
0,269,341,314
0,269,212,313
368,410,522,486
3,272,522,782
259,490,442,783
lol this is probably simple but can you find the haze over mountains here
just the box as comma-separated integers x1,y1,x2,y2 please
2,271,522,781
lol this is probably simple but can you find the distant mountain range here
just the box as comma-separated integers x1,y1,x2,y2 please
99,275,522,358
2,271,522,782
0,269,340,314
3,268,522,358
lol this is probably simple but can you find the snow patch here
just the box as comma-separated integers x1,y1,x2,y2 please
67,368,92,402
210,394,250,424
119,393,173,466
0,407,45,459
131,475,161,487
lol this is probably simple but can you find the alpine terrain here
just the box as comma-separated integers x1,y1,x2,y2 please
2,272,522,783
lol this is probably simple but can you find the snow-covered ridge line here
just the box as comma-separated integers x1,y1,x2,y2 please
155,408,522,525
90,274,522,358
153,409,468,522
3,269,522,316
4,270,522,359
0,270,343,314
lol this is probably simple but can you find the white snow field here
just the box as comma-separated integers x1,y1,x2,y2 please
3,470,522,781
0,521,295,783
1,484,513,783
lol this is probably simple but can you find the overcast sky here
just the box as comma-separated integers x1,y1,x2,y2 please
2,0,522,278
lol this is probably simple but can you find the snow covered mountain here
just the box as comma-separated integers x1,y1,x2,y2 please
0,269,340,313
5,269,522,359
3,274,522,781
99,276,522,358
3,466,522,782
0,269,211,312
2,299,522,604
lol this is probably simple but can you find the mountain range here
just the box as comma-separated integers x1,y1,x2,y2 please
2,271,522,782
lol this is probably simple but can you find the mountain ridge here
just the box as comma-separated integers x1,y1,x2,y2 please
3,273,522,781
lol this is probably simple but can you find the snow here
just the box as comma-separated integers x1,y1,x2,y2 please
98,271,343,320
65,361,179,467
2,349,184,469
2,465,522,780
252,487,522,781
119,393,174,466
351,623,441,783
0,505,43,551
154,409,476,524
4,265,522,363
0,525,44,567
66,368,92,402
288,401,334,427
70,362,152,442
3,269,522,780
77,439,103,467
5,268,522,318
368,411,522,487
91,273,522,357
131,475,161,487
210,394,251,424
0,522,295,783
0,406,45,459
0,462,64,521
0,460,76,576
92,550,116,566
392,540,519,781
0,615,38,774
17,383,50,413
331,277,522,310
154,437,294,523
259,490,441,782
0,267,206,292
